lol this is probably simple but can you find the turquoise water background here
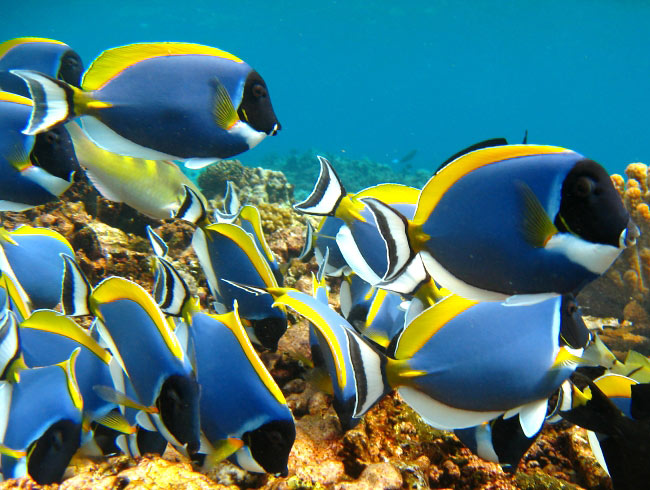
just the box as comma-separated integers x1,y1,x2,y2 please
4,1,649,176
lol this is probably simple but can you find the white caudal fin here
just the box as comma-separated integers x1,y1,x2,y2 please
152,257,190,317
145,225,168,258
213,181,243,223
297,221,315,261
293,156,346,216
11,69,75,134
60,253,92,316
360,197,414,281
175,185,206,224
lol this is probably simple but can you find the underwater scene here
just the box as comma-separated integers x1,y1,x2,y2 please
1,2,650,489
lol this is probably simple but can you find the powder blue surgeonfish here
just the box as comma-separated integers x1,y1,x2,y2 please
18,310,118,426
0,351,83,485
12,42,280,167
0,37,83,97
384,294,591,436
0,225,75,310
0,92,78,211
192,222,287,350
61,258,201,455
354,142,638,303
189,309,295,475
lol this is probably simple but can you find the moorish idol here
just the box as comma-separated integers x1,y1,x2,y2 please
356,142,637,303
294,155,421,284
13,42,280,167
0,351,83,484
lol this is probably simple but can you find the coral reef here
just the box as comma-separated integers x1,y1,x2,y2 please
578,163,650,355
260,150,431,200
0,160,632,490
198,159,294,205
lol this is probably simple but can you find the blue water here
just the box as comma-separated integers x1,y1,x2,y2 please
5,1,650,175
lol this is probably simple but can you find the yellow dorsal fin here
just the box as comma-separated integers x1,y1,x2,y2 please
21,310,111,364
393,294,477,360
83,42,244,91
355,183,420,205
90,277,184,361
413,145,571,228
239,205,276,263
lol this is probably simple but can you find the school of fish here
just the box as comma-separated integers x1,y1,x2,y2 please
0,36,647,490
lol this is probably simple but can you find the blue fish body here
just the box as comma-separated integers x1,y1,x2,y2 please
399,298,573,411
13,43,280,163
0,37,83,97
0,95,61,209
190,311,294,474
271,288,390,430
1,226,74,309
91,277,200,453
19,312,116,420
193,224,287,350
1,362,82,484
91,55,253,159
95,297,189,406
422,152,590,294
403,145,634,300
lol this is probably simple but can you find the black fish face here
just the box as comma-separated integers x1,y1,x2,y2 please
559,295,590,349
30,126,80,182
251,316,288,351
238,71,280,135
244,419,295,475
57,50,84,88
556,159,631,248
27,419,81,485
157,374,201,455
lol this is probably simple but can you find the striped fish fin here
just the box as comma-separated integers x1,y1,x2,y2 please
152,257,190,317
145,226,168,258
293,156,346,216
60,253,92,316
175,185,206,225
297,221,315,261
10,69,77,134
359,197,415,282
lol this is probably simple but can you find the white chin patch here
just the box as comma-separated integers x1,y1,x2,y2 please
230,121,266,149
545,233,621,274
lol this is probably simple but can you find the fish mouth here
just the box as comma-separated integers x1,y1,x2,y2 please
620,219,640,248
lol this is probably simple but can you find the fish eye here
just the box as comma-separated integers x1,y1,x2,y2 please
46,132,60,144
567,302,578,315
252,83,267,98
574,176,595,198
